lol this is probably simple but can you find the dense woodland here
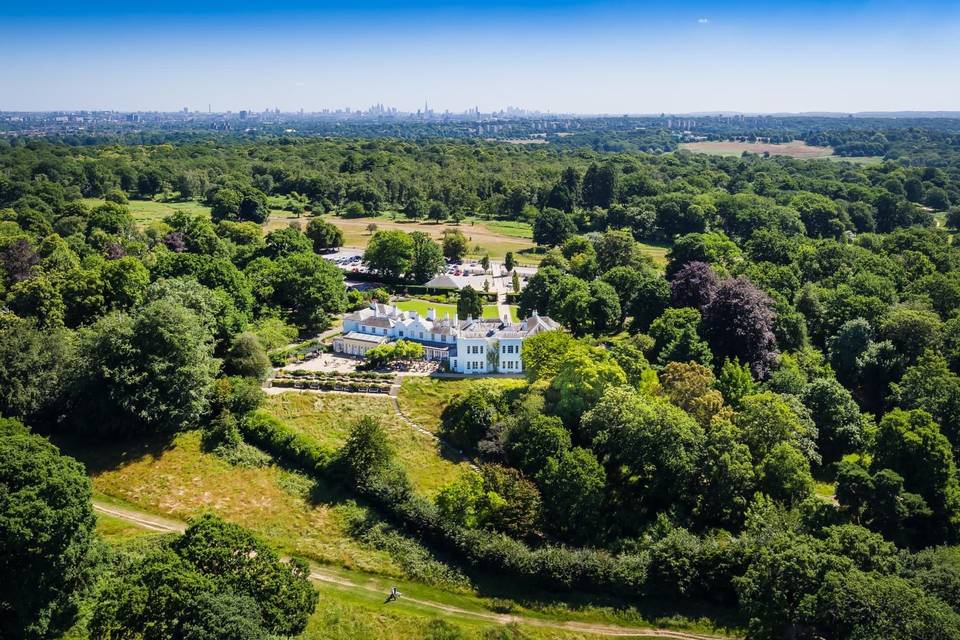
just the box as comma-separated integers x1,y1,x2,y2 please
5,126,960,639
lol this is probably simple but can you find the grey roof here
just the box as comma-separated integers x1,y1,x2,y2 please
340,332,390,344
361,316,394,329
423,274,465,289
346,302,559,340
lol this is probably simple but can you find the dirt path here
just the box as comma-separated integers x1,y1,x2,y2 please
91,499,733,639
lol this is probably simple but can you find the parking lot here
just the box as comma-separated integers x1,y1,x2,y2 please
321,249,367,274
321,251,536,288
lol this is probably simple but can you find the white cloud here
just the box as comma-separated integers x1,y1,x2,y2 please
698,18,709,24
294,81,306,87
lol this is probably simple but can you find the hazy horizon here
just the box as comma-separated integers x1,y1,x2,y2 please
4,0,960,113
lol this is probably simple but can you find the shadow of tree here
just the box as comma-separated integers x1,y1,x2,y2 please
52,431,178,476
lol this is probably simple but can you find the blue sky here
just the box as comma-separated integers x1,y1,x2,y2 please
2,1,959,113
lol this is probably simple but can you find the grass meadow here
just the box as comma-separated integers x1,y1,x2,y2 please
262,392,469,497
397,377,528,434
63,430,402,574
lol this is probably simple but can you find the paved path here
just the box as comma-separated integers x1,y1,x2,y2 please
92,499,733,639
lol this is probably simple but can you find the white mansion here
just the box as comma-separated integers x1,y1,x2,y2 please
334,303,559,374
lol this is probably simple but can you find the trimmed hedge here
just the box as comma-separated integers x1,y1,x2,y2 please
239,411,335,475
392,285,498,302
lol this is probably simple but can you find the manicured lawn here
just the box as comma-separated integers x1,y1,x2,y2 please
60,430,401,574
395,299,500,319
397,377,528,434
263,392,468,496
482,219,533,239
395,299,457,317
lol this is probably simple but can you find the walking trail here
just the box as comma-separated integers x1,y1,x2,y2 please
92,499,734,640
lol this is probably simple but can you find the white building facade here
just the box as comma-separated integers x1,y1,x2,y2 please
337,303,558,374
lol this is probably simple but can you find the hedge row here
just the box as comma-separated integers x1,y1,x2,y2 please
239,411,335,475
269,379,392,394
355,471,656,596
241,411,739,603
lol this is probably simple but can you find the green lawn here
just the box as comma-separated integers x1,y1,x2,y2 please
395,299,500,319
82,197,211,223
397,377,528,434
481,219,533,240
263,393,468,497
82,196,298,231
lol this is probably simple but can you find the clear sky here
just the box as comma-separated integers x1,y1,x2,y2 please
3,0,959,113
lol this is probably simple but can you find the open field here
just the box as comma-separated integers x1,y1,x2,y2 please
323,214,538,262
60,431,401,574
482,219,534,239
81,196,302,230
679,140,835,159
263,392,468,496
397,377,528,434
82,197,211,222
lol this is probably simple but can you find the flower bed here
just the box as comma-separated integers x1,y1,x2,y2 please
269,378,392,394
275,370,394,381
271,369,395,394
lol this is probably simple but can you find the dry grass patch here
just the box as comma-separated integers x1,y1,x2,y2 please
64,431,400,575
263,392,469,496
322,215,536,260
680,139,834,159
